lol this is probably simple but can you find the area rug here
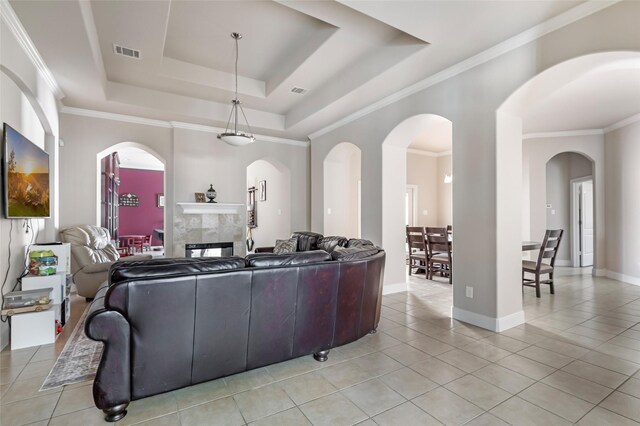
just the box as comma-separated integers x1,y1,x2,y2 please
40,306,103,391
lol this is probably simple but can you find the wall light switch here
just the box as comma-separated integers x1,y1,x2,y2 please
277,209,282,215
327,208,332,215
422,210,428,216
551,209,555,215
466,286,473,298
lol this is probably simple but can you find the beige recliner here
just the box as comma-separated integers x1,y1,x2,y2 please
60,225,152,298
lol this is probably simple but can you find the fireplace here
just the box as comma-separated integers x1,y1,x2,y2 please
185,242,234,258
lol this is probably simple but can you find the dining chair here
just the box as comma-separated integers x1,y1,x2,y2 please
426,227,452,284
522,229,563,298
406,226,427,277
142,235,152,251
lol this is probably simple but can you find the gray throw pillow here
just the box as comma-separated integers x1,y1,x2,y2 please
273,237,297,254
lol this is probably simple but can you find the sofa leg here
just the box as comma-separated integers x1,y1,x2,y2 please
369,329,377,334
313,350,330,362
103,403,128,422
86,297,94,302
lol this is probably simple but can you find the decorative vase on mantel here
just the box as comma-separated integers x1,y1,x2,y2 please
205,184,217,203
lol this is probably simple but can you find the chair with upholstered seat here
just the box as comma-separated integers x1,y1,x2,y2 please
426,227,452,283
523,229,563,298
406,226,427,277
60,225,152,298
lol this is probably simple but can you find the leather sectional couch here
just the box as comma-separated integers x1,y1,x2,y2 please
85,234,385,421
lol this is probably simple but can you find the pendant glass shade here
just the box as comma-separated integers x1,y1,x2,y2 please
217,33,255,146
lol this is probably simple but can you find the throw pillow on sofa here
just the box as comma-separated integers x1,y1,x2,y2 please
274,237,297,254
317,236,348,253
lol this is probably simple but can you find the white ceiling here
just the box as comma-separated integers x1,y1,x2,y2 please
409,116,452,153
523,61,640,133
10,0,634,141
117,147,164,171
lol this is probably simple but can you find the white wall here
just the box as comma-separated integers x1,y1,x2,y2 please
437,154,452,227
406,153,438,226
523,134,604,270
311,1,640,329
324,143,361,237
605,120,640,283
545,152,593,263
246,159,291,249
59,114,310,256
0,17,60,349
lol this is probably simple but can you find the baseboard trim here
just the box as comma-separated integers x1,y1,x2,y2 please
555,260,571,267
606,270,640,286
593,268,607,277
383,282,408,295
452,307,525,332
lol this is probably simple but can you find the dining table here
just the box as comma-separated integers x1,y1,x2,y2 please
522,241,542,251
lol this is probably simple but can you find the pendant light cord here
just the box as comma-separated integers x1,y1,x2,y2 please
234,35,239,102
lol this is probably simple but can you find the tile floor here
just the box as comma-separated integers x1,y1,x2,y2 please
3,268,640,425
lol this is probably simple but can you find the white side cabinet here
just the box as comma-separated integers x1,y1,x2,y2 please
11,310,56,350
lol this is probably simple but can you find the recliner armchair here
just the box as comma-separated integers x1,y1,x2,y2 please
60,225,152,298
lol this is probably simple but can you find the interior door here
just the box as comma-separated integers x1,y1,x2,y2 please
580,180,594,266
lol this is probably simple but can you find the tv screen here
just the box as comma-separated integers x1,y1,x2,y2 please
3,123,50,218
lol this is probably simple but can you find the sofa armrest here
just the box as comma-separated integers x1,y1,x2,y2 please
254,246,274,253
82,262,114,274
85,295,131,413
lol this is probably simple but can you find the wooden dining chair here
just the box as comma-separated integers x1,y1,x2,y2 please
426,227,452,283
142,235,152,251
406,226,427,277
522,229,564,298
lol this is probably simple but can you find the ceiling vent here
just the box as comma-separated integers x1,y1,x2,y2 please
290,87,308,95
113,44,141,59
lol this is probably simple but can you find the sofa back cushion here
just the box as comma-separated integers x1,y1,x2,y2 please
346,238,375,249
291,231,323,251
331,246,380,261
317,236,348,253
246,251,331,267
110,257,247,284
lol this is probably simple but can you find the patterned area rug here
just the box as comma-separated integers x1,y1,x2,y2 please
40,307,103,391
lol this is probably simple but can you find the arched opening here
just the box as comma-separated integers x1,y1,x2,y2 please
544,152,595,271
96,142,166,255
382,114,453,292
323,142,361,238
246,157,291,251
497,51,640,314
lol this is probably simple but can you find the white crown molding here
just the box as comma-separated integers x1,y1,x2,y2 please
407,148,437,157
0,0,64,99
61,106,309,147
603,112,640,133
308,0,619,140
61,106,172,128
406,148,452,157
522,129,603,140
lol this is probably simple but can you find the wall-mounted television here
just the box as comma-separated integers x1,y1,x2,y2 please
3,123,50,218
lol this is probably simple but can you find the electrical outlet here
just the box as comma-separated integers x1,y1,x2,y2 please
466,286,473,298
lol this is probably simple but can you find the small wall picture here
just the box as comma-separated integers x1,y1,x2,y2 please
258,180,266,202
157,193,165,208
194,192,206,203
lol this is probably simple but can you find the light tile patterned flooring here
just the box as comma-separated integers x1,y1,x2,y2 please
3,268,640,425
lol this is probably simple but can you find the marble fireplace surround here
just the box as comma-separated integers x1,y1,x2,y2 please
173,203,245,258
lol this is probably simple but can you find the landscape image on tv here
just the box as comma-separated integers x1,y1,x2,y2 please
4,124,50,218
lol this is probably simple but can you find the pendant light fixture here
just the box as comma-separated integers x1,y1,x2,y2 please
217,32,256,146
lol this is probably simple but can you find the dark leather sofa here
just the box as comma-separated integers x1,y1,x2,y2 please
85,235,385,422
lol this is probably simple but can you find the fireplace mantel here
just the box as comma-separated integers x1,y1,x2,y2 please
176,202,243,215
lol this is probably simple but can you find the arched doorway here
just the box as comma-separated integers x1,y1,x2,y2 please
323,142,361,238
96,142,166,254
246,157,291,251
382,114,453,292
497,51,640,310
544,152,595,269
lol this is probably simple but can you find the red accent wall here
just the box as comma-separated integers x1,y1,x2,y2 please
119,168,164,246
